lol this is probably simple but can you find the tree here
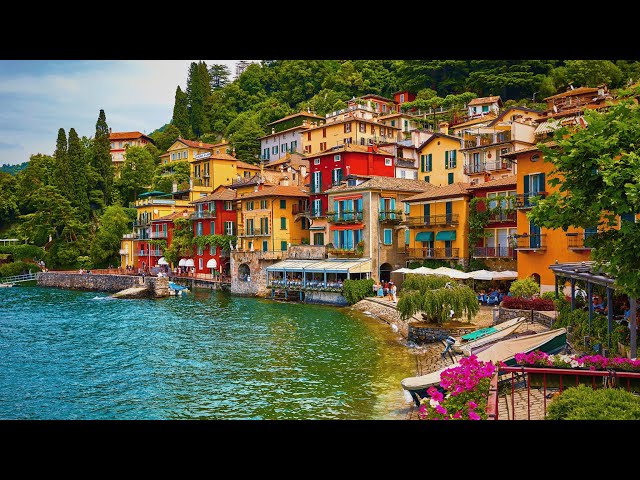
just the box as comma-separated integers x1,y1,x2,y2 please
153,124,182,153
67,128,90,219
92,109,114,206
113,146,156,204
528,96,640,355
209,63,231,90
52,128,72,200
297,89,348,116
0,172,17,225
152,160,190,193
186,61,211,137
163,217,193,266
551,60,624,89
89,205,133,267
171,86,193,139
225,112,265,163
144,142,161,165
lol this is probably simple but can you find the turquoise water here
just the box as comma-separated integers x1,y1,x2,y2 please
0,287,414,419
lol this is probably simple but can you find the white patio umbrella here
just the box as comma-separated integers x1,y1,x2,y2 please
493,270,518,280
178,258,187,267
184,259,195,267
431,266,471,279
392,267,412,274
411,266,440,275
158,257,169,266
467,269,497,281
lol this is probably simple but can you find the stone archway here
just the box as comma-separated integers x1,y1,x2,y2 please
380,263,393,283
238,263,250,281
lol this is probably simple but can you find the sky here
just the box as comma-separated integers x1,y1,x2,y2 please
0,60,245,165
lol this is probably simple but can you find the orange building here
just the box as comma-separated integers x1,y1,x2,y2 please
109,130,154,169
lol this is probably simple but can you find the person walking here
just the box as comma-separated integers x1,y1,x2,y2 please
391,282,397,303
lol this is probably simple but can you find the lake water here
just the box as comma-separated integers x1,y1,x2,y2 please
0,286,415,419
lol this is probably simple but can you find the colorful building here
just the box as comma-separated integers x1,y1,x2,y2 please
109,130,154,170
259,112,323,161
236,185,309,253
190,151,238,202
324,176,434,282
190,186,237,277
136,210,190,271
416,131,465,186
466,176,518,271
404,183,472,267
467,96,503,118
377,112,421,140
308,144,395,246
360,94,397,114
393,90,417,107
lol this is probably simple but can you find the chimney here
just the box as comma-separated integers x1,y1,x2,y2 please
272,127,276,134
232,148,236,157
109,128,112,134
439,122,450,135
198,142,203,147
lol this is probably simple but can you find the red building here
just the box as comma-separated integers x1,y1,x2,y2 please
360,94,397,114
190,185,237,277
467,176,517,266
309,144,395,217
137,210,190,271
393,90,416,106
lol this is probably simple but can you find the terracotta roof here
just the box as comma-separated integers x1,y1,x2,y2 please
228,171,287,189
467,176,517,190
305,117,402,132
501,142,557,157
487,106,545,126
360,94,395,103
404,182,472,202
209,153,237,161
468,96,502,106
238,185,308,199
416,132,462,151
316,143,394,156
267,111,323,126
176,138,218,149
109,131,153,142
236,160,261,170
451,114,497,129
324,175,437,195
258,124,310,139
191,186,236,203
544,87,600,101
150,210,190,222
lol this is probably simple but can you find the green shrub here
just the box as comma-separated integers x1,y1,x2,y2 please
402,274,450,294
546,385,640,420
0,261,38,277
540,291,556,301
509,278,540,298
343,279,375,305
0,244,45,261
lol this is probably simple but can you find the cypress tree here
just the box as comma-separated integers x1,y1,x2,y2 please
67,128,90,219
93,109,113,205
53,128,71,200
186,61,211,137
171,86,192,139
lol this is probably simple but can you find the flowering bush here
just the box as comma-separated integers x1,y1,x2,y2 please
501,296,555,311
419,355,495,420
514,350,640,372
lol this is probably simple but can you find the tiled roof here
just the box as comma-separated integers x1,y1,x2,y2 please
236,160,261,170
209,153,237,161
467,175,517,190
316,143,394,156
324,175,437,194
487,106,545,126
501,142,557,157
191,186,236,203
452,114,497,129
416,132,462,151
360,94,394,103
238,185,308,199
267,111,323,126
150,210,190,222
258,124,310,139
544,87,600,101
176,138,218,149
468,96,502,106
109,131,152,141
404,182,472,202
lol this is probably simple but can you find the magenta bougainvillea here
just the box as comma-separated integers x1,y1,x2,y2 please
514,351,640,372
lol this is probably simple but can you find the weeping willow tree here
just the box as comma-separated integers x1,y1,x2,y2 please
397,283,479,323
402,274,450,293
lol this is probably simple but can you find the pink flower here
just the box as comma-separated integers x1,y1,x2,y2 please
419,404,427,414
468,401,478,409
452,411,462,419
435,405,448,416
468,411,481,420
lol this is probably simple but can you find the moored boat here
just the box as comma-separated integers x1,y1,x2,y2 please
452,317,525,354
168,281,190,296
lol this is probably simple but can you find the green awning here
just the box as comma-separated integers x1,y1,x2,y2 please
415,231,434,242
138,190,167,198
436,230,456,241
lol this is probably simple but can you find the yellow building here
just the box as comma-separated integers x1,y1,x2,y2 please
302,104,402,155
235,185,309,253
403,183,471,266
191,152,238,202
416,132,465,186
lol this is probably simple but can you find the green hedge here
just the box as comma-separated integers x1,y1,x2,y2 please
0,244,45,261
343,279,375,305
0,261,38,277
546,385,640,420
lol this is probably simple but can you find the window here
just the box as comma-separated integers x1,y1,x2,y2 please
371,125,375,134
400,170,406,178
424,176,430,183
197,245,203,255
307,131,311,141
334,155,341,162
196,222,203,236
448,173,454,184
246,201,254,211
320,142,327,151
391,120,395,127
383,229,392,245
313,171,322,193
198,258,203,269
260,217,269,234
304,145,311,154
183,151,188,159
281,144,286,153
399,94,405,103
313,232,324,245
246,218,254,235
225,221,234,235
272,146,278,155
380,127,386,136
359,122,366,133
314,158,320,165
413,171,418,179
312,199,322,217
382,104,387,112
385,157,392,166
344,123,351,133
404,120,408,131
482,105,489,113
210,245,215,256
260,200,268,210
171,153,176,161
530,154,540,162
280,217,287,230
291,140,297,152
119,142,123,148
281,241,288,251
210,221,215,235
332,168,343,185
360,138,365,145
224,201,234,211
262,240,269,252
280,199,286,209
445,150,457,169
421,153,433,172
248,241,253,251
405,229,410,245
322,128,327,138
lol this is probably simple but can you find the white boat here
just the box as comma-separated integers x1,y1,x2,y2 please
453,317,526,355
0,283,13,288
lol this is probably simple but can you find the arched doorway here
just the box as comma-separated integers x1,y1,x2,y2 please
531,273,541,285
380,263,393,283
238,263,250,281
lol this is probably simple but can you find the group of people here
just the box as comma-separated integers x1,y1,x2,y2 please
477,288,508,305
374,280,397,303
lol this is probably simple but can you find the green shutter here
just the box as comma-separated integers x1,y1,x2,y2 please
523,175,530,196
421,155,425,172
281,241,287,251
538,173,545,193
424,176,430,183
452,150,457,168
446,202,452,216
384,229,392,244
280,217,286,230
262,240,268,252
428,154,432,172
448,173,454,184
445,150,449,169
405,229,410,244
424,204,430,223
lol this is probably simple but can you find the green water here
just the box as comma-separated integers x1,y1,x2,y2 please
0,286,415,419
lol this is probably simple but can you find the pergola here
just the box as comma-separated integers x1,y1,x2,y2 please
549,261,637,357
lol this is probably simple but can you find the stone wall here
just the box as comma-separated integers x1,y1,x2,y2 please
230,250,283,296
305,291,348,306
498,307,555,328
287,245,326,260
408,325,476,344
37,272,169,298
351,298,411,338
483,257,517,272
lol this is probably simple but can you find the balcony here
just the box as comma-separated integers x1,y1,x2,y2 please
378,210,404,224
487,212,516,223
463,131,512,149
513,234,546,251
190,210,216,220
122,233,138,240
119,249,129,256
138,250,163,257
405,214,459,228
238,228,270,237
473,246,517,259
291,204,310,215
515,192,546,209
463,160,513,175
326,211,364,224
406,247,460,259
327,248,363,258
133,220,148,228
566,232,595,250
149,231,168,239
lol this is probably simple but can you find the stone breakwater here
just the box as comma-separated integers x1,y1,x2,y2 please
352,298,413,338
37,272,169,298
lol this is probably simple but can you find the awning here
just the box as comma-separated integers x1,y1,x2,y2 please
206,258,217,268
184,259,195,267
178,258,187,267
415,231,434,242
158,257,169,265
266,258,372,274
435,230,456,241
